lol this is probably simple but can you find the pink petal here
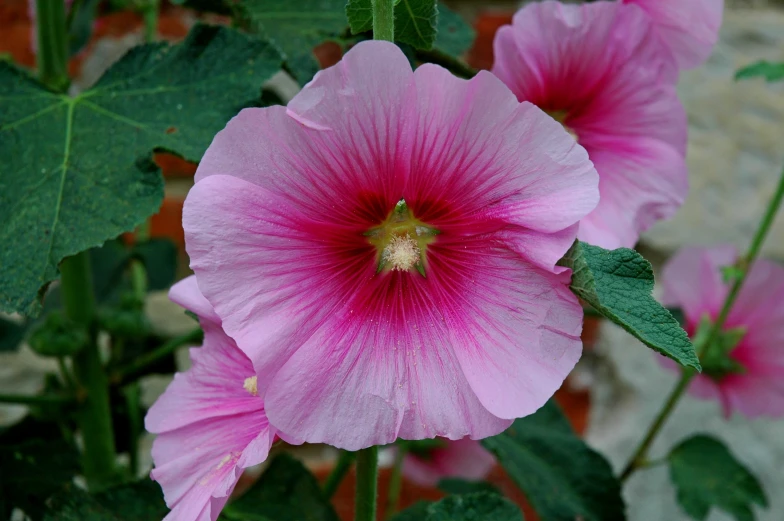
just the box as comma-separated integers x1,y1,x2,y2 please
492,0,686,248
408,66,598,238
577,136,688,249
146,317,274,520
263,245,580,448
623,0,724,70
184,40,592,450
660,245,736,325
183,175,362,397
403,438,495,487
169,275,221,326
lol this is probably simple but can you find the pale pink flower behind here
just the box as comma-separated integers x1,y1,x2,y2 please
661,246,784,418
622,0,724,70
492,0,688,249
183,40,600,450
402,438,495,487
145,276,277,521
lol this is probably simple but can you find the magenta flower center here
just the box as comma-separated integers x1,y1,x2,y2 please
365,200,438,276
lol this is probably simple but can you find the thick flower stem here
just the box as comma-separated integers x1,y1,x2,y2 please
61,253,118,491
383,444,408,520
354,446,379,521
371,0,394,42
35,0,69,92
323,450,356,499
620,164,784,482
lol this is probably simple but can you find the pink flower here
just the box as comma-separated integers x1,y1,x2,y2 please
402,438,495,487
492,0,688,249
661,246,784,418
182,40,599,450
145,276,277,521
622,0,724,70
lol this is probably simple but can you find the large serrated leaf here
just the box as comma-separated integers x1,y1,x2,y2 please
669,435,768,521
236,0,348,85
222,453,339,521
0,24,281,316
347,0,438,50
481,400,626,521
557,241,700,370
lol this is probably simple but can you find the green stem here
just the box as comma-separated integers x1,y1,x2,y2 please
142,0,159,43
36,0,69,92
355,446,379,521
414,48,478,79
323,450,356,499
122,382,142,476
383,444,408,520
371,0,394,42
113,328,203,383
619,164,784,482
619,372,692,481
130,258,147,302
61,253,118,491
0,393,76,405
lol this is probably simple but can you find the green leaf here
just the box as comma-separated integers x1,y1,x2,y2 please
438,478,501,497
481,400,625,521
236,0,347,85
133,238,178,291
0,316,27,352
734,61,784,83
44,481,169,521
223,453,339,521
427,493,523,521
668,435,768,521
347,0,438,50
0,438,80,520
391,494,522,521
28,311,89,357
389,501,431,521
557,240,700,370
0,24,281,316
346,0,373,34
434,3,475,57
68,0,100,56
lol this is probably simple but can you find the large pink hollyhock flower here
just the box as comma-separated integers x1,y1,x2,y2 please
182,40,599,450
492,0,688,249
145,276,277,521
622,0,724,70
661,246,784,418
402,438,495,487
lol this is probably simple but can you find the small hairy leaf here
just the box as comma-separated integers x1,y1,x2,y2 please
481,400,626,521
735,61,784,83
669,435,768,521
438,478,501,496
222,453,339,521
557,241,700,370
391,494,522,521
427,493,523,521
347,0,438,50
44,481,168,521
237,0,348,84
389,501,431,521
0,24,281,316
